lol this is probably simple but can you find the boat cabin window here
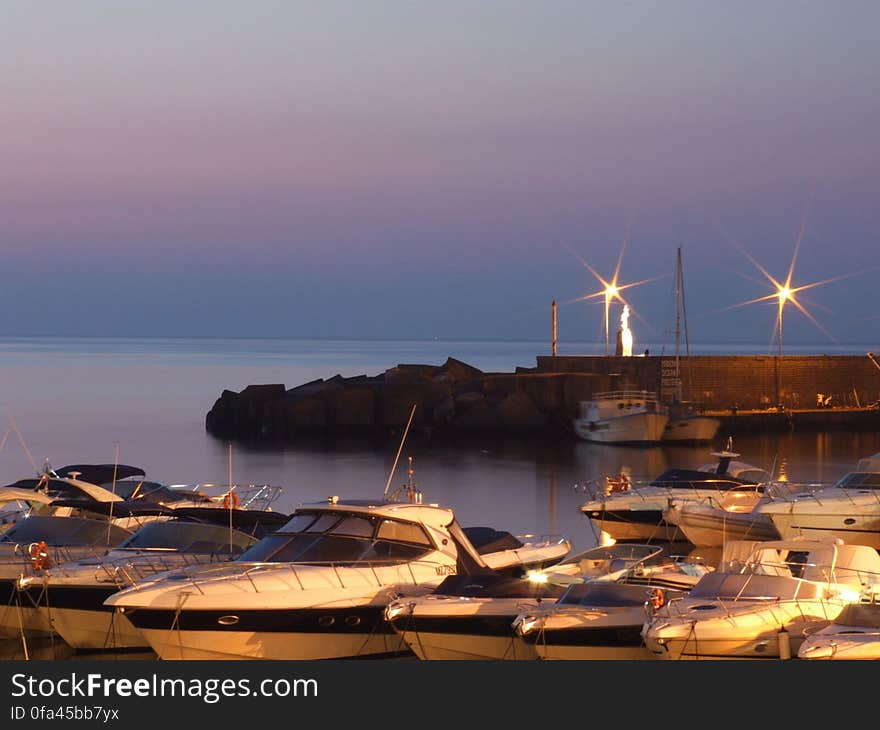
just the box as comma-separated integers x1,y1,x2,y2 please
331,516,376,538
558,582,656,607
304,513,343,533
0,516,130,547
236,511,434,564
116,521,257,554
279,513,319,533
836,473,880,490
376,519,431,547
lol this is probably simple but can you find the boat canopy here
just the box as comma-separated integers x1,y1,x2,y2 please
51,464,145,485
0,515,131,547
116,519,258,554
834,472,880,490
688,572,823,601
833,602,880,629
462,526,523,554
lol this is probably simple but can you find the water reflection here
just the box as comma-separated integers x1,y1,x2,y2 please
0,637,155,661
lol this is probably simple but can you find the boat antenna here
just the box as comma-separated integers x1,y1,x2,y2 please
228,442,234,555
106,442,120,548
383,404,417,498
8,413,39,476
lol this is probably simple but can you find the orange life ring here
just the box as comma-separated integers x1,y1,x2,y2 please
605,473,631,495
223,492,240,509
648,587,665,611
28,541,50,571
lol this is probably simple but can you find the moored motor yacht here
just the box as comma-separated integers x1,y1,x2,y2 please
17,511,285,651
756,453,880,548
580,440,770,543
0,515,132,638
641,537,880,660
104,495,499,660
383,542,659,660
511,547,710,660
662,485,787,547
798,600,880,660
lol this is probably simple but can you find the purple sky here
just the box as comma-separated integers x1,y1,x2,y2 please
1,2,878,347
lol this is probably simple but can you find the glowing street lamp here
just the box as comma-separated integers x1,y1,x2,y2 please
777,285,792,356
563,240,663,355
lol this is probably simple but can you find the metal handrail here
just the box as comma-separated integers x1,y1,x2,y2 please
168,556,460,596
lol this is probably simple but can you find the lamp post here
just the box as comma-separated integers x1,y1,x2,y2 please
604,284,618,355
777,286,791,356
776,285,791,407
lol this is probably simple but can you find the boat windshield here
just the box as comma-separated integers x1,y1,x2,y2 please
835,473,880,491
688,572,823,601
0,516,130,547
115,481,214,504
648,469,761,491
557,582,657,607
236,510,435,564
833,602,880,628
116,521,257,554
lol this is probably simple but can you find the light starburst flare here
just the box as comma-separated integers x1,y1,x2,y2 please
562,238,665,354
718,219,862,354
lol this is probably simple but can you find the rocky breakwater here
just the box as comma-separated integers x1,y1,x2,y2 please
206,357,608,442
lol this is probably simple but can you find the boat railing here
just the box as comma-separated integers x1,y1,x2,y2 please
40,551,234,586
2,542,119,573
148,557,460,596
516,533,570,548
170,483,283,512
590,390,661,402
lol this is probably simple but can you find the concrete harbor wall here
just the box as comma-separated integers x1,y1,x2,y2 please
205,354,880,441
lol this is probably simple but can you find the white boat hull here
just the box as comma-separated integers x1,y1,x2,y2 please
138,627,410,661
662,416,721,443
397,630,537,660
50,607,144,650
764,512,880,549
573,413,668,445
799,633,880,659
0,602,53,638
644,600,845,660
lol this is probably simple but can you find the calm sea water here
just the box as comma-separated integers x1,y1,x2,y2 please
1,336,879,560
2,336,880,660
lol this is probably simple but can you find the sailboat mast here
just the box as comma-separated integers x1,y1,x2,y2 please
676,246,694,403
674,248,682,403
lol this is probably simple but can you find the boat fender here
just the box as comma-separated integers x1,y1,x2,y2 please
648,587,665,611
778,626,792,660
28,541,50,571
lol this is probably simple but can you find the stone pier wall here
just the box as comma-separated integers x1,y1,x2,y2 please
205,354,880,441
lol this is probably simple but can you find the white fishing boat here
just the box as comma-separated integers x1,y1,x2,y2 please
573,390,668,445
